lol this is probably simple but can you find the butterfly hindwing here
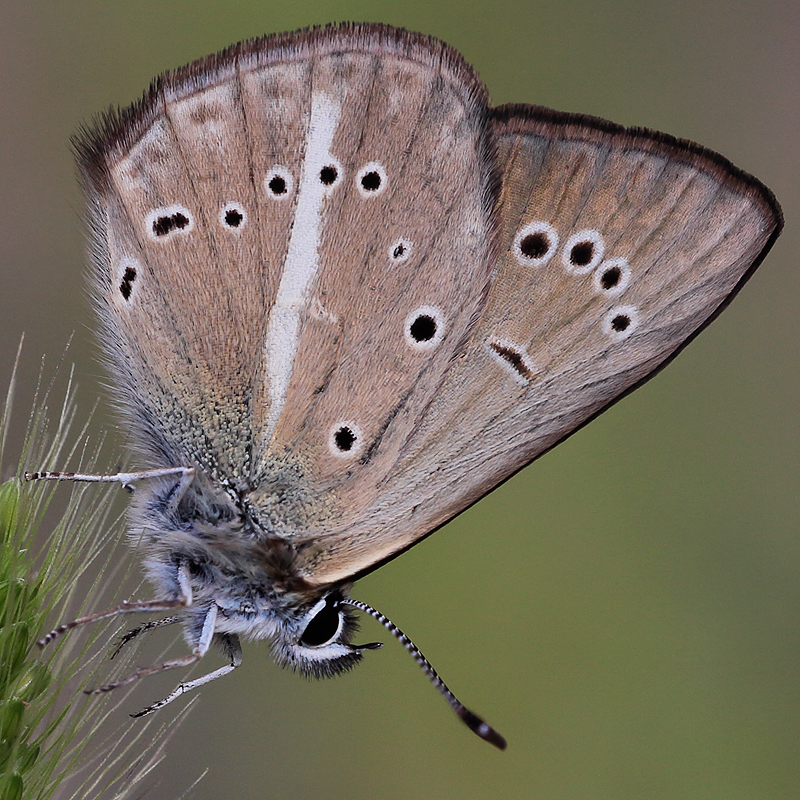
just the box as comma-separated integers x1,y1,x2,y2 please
295,104,781,584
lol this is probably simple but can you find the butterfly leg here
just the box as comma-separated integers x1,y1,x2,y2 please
110,615,182,660
87,600,218,696
131,633,243,718
25,466,196,505
38,563,194,648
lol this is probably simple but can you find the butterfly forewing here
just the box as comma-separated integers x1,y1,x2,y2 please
79,26,497,527
296,105,781,584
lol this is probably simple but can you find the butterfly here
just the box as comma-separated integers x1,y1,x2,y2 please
29,23,781,750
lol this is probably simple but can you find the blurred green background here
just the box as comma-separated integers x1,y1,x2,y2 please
1,1,798,798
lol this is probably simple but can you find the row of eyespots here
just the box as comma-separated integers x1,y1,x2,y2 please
327,305,447,458
513,222,631,295
146,161,389,240
258,161,388,200
513,221,638,340
266,161,388,199
147,202,244,240
514,222,608,275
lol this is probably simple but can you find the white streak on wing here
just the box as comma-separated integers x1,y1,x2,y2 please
263,92,340,439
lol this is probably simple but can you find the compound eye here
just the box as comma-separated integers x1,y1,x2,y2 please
300,596,343,647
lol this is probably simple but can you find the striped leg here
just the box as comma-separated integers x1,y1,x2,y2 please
25,466,196,514
38,564,193,648
110,615,182,660
87,602,218,697
131,633,243,717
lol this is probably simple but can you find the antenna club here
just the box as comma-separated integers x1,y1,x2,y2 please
458,708,507,750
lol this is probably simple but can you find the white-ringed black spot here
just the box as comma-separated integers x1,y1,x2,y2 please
593,257,631,296
404,306,446,351
356,162,388,198
513,222,559,267
264,166,294,199
389,238,412,264
119,265,137,301
602,305,639,341
147,205,194,240
520,233,548,258
335,427,356,450
329,421,363,458
317,159,343,194
153,213,189,236
486,338,536,385
219,202,247,231
411,316,436,341
562,229,604,274
226,209,243,227
362,172,380,190
320,165,338,185
601,266,620,288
